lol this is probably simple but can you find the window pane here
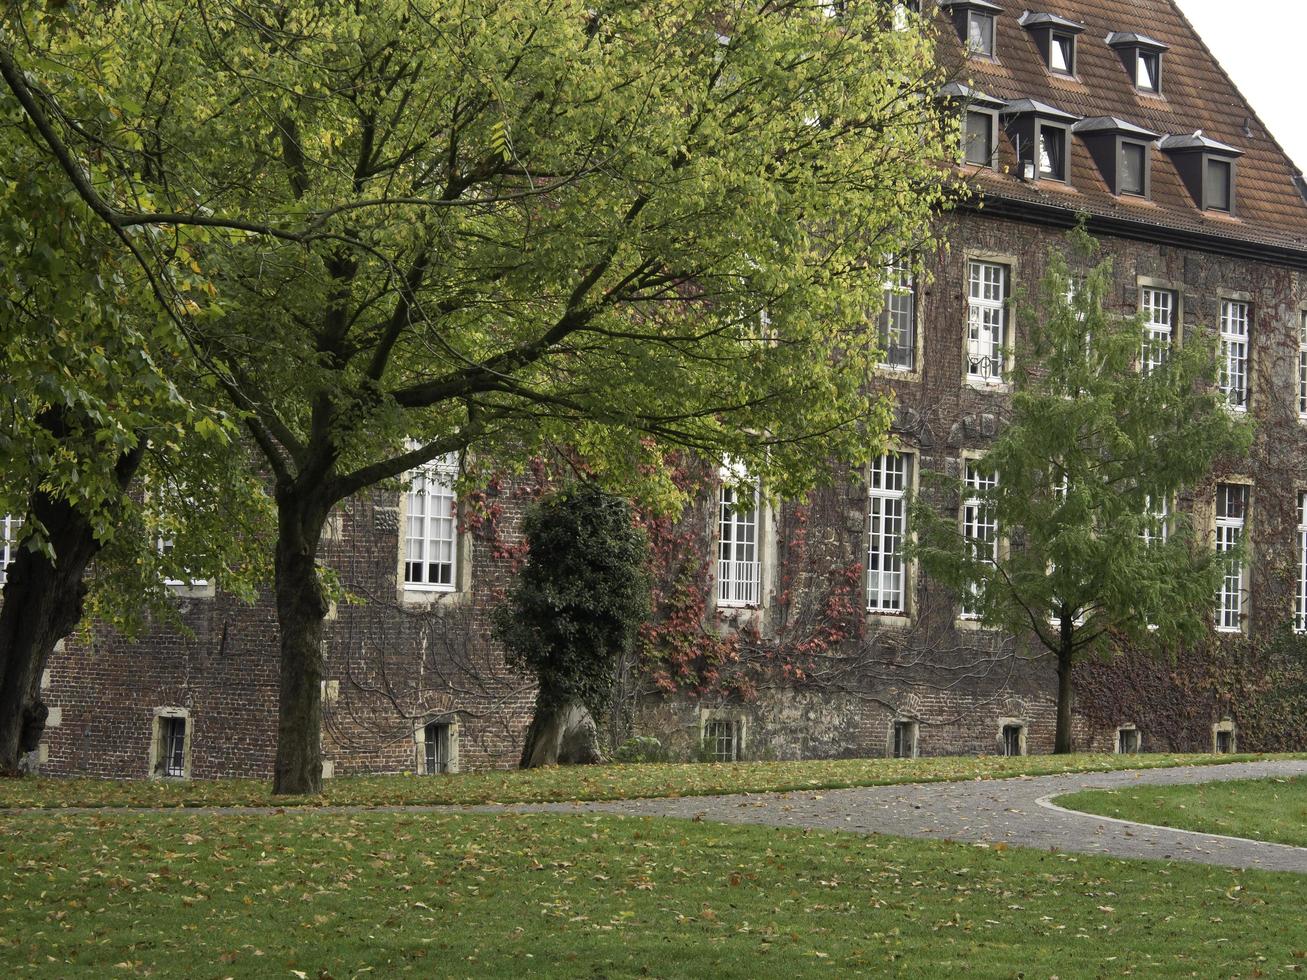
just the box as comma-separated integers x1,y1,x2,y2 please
1050,35,1072,73
968,13,994,55
1214,483,1248,632
1038,127,1065,180
1137,51,1159,90
1119,142,1146,195
1220,300,1250,410
1140,288,1174,375
880,254,915,369
1206,158,1232,211
964,112,993,166
967,261,1007,381
718,473,761,606
404,452,459,591
867,453,911,613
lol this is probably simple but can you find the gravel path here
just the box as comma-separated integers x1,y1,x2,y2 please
525,759,1307,872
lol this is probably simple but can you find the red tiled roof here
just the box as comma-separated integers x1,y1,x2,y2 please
937,0,1307,256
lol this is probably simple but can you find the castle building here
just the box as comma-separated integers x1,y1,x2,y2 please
26,0,1307,778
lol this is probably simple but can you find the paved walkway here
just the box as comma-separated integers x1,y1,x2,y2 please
526,759,1307,873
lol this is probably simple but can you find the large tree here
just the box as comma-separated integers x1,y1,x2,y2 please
911,232,1252,753
0,70,268,773
2,0,957,792
494,480,651,767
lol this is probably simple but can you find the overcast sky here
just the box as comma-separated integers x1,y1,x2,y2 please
1177,0,1307,173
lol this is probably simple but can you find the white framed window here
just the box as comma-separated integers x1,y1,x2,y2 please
867,453,911,614
880,254,916,371
0,514,21,587
1297,313,1307,418
404,453,459,592
1219,300,1250,411
157,533,208,588
1296,492,1307,634
718,467,761,607
967,260,1008,383
961,459,999,619
1140,287,1174,375
1214,483,1248,633
1140,495,1170,546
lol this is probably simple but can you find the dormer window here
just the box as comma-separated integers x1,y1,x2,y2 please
1136,50,1160,91
1018,12,1085,77
1107,32,1169,94
1120,142,1147,195
1206,158,1233,212
1001,99,1080,184
939,1,1004,59
1039,127,1067,180
1161,132,1242,214
941,84,1006,169
1073,117,1159,199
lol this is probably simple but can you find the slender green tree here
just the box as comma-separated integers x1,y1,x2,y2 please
494,481,651,767
910,231,1252,753
3,0,957,792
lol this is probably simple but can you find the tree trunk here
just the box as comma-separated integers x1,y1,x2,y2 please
1054,618,1075,754
0,437,143,775
519,691,602,768
271,487,331,795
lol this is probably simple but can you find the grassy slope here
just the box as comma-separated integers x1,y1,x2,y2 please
1059,775,1307,848
1,752,1293,809
2,809,1306,977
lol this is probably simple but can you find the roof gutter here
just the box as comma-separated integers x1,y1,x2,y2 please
962,195,1307,271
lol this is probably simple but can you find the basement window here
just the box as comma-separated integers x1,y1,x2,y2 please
421,721,451,774
1116,726,1141,754
1001,723,1025,757
150,710,190,779
703,717,742,762
892,720,919,759
1212,719,1237,754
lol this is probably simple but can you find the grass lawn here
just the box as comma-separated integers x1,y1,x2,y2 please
0,752,1293,809
1059,776,1307,849
3,809,1307,977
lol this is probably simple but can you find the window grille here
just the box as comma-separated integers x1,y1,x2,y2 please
704,719,738,762
1214,483,1248,632
1140,288,1173,375
1001,724,1024,757
404,453,459,591
867,453,911,614
159,717,187,778
1215,728,1234,754
1219,300,1250,410
892,720,917,759
718,474,761,606
1117,728,1140,753
967,261,1007,382
880,255,916,370
423,721,450,775
961,460,999,618
0,514,21,587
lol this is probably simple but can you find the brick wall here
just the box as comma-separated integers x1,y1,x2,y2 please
37,209,1307,777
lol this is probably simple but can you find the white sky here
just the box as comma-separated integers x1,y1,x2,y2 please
1176,0,1307,173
